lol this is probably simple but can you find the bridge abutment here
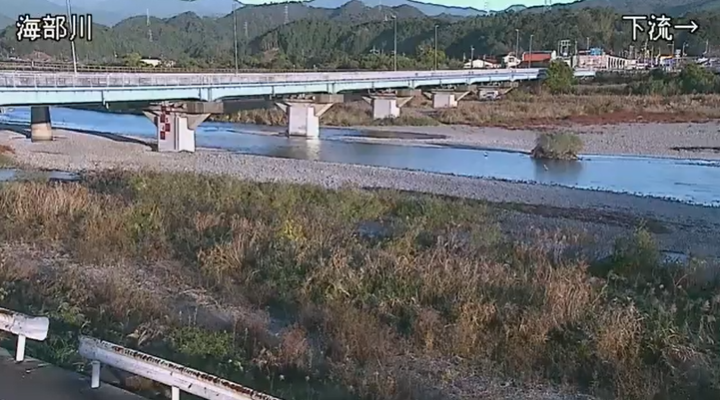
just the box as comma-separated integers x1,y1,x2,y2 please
274,94,342,137
30,106,52,142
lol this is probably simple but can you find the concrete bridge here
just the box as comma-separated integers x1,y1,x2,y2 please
0,68,595,152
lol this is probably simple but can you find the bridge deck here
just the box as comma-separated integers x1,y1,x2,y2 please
0,68,548,88
0,349,145,400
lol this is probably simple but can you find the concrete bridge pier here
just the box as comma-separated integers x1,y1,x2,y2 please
30,106,52,142
424,85,476,109
275,94,343,137
362,90,418,119
143,102,217,152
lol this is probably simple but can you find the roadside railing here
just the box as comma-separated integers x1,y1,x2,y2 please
79,336,280,400
0,308,280,399
0,307,49,361
0,68,551,88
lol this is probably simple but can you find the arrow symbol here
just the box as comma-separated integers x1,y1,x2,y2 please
673,20,699,33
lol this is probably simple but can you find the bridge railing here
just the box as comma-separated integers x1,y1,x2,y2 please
0,69,546,88
0,61,366,74
79,336,280,400
0,307,49,361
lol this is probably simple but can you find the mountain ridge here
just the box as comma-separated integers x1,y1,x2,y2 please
1,0,718,30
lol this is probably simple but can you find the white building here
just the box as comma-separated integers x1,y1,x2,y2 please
463,59,499,69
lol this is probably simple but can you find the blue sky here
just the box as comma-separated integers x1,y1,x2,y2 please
240,0,574,9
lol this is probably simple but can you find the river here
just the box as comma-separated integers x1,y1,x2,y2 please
0,106,718,206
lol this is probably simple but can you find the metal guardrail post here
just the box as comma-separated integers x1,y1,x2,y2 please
79,336,281,400
0,307,50,362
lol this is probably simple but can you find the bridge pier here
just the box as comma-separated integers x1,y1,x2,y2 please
143,105,211,152
362,89,419,119
424,86,476,109
30,106,52,142
274,94,342,137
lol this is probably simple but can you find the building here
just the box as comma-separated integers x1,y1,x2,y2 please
139,58,162,67
522,51,557,63
498,53,521,67
463,59,499,69
572,51,635,70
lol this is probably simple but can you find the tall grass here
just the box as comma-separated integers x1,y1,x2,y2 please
0,171,718,399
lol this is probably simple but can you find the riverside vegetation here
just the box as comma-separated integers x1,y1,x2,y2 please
0,171,718,399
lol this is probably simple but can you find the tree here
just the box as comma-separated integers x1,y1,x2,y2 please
678,63,717,94
122,52,143,67
544,60,575,94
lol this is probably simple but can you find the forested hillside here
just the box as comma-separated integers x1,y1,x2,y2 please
1,1,718,69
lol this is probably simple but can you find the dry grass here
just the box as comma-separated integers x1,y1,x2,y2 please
214,93,720,129
0,171,718,400
434,93,720,128
0,144,14,166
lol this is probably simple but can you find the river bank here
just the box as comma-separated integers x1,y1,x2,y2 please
1,128,718,259
1,126,720,399
340,121,720,160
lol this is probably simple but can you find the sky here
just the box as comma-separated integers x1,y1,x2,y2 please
239,0,575,9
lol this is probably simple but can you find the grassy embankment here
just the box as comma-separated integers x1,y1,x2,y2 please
0,171,718,399
213,91,720,129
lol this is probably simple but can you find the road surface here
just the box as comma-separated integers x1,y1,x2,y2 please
0,349,146,400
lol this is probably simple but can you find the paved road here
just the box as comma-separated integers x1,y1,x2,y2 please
0,349,145,400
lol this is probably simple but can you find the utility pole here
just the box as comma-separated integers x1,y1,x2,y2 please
434,24,439,70
515,29,519,58
586,37,589,50
392,15,397,71
233,1,238,72
528,34,533,68
65,0,77,73
146,9,152,42
705,39,709,55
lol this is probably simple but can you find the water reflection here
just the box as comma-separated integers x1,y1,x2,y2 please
0,107,718,206
533,159,583,186
0,169,78,182
269,137,322,161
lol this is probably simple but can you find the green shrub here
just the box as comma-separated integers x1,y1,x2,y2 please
543,60,576,94
531,132,583,160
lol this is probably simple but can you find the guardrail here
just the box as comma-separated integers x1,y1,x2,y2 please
79,336,280,400
0,68,548,88
0,306,279,399
0,61,364,74
0,307,49,361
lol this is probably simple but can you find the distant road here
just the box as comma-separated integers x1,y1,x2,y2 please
0,349,146,400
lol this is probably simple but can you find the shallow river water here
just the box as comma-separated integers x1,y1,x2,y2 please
1,107,718,206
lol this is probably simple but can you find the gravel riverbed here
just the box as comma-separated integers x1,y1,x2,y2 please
1,128,719,260
347,121,720,159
